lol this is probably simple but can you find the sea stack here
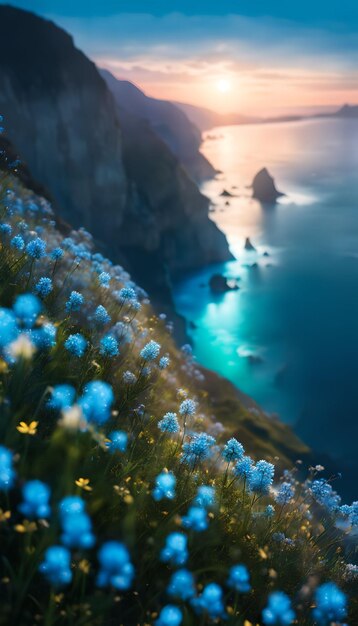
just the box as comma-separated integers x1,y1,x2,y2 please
252,167,283,203
244,237,256,251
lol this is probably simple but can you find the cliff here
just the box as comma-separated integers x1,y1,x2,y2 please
0,6,232,325
101,69,217,182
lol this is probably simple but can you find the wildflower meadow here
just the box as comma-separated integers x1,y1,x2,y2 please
0,120,357,625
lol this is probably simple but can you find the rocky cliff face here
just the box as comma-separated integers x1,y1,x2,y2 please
0,6,232,323
0,6,127,240
101,69,217,183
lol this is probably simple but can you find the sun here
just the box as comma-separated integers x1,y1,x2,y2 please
216,78,231,93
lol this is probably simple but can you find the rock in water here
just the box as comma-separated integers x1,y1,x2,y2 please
244,237,256,251
252,168,283,203
209,274,239,293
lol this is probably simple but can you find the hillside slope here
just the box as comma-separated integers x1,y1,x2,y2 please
0,156,356,624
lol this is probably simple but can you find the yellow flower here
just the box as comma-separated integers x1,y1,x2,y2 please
15,520,37,533
75,478,92,491
16,421,38,435
0,509,11,522
258,547,268,560
78,559,90,574
0,359,8,374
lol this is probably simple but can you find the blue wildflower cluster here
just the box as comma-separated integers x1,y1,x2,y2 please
0,445,15,490
152,471,176,501
19,480,51,519
59,496,95,549
97,541,134,590
0,168,354,626
39,546,72,587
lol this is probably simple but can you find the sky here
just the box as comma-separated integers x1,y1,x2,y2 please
2,1,358,115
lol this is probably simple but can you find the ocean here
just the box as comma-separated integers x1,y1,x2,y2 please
173,117,358,478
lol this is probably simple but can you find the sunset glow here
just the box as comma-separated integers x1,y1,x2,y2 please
216,78,232,93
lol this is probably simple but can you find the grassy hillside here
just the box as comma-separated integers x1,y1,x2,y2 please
0,155,356,625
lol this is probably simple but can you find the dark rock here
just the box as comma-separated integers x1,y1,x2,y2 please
252,167,284,203
263,251,270,257
244,237,256,251
220,189,235,197
225,200,230,206
209,274,239,293
247,354,264,365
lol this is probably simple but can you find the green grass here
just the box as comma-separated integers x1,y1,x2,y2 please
0,173,356,626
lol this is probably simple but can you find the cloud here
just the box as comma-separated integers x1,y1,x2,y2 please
5,5,357,113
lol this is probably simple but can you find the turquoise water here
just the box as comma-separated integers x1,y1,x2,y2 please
174,118,358,472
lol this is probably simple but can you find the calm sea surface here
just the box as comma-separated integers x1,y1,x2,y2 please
173,118,358,474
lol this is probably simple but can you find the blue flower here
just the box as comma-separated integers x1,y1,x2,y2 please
94,305,111,326
0,223,12,236
100,335,119,357
65,291,84,312
275,482,295,505
167,569,195,600
248,460,275,494
265,505,275,518
227,564,251,593
14,294,41,328
191,583,226,620
118,287,136,302
194,485,216,509
153,471,176,501
106,430,128,453
59,495,85,517
0,445,16,491
0,308,18,348
79,381,114,425
26,237,46,259
19,480,51,519
97,541,134,590
313,582,347,625
39,546,72,587
310,479,341,513
59,496,95,550
182,505,208,532
222,437,244,463
262,591,295,625
30,323,57,349
140,340,161,362
158,412,179,434
123,370,137,385
349,501,358,526
179,398,196,417
234,455,254,480
181,433,216,466
159,356,170,370
34,277,53,298
160,532,188,566
50,247,64,260
64,333,88,357
155,605,183,626
48,384,76,411
98,271,111,288
10,235,25,250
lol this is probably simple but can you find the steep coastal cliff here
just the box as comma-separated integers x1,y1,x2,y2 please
0,6,232,323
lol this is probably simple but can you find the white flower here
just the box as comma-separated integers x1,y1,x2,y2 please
8,334,36,360
59,405,86,431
